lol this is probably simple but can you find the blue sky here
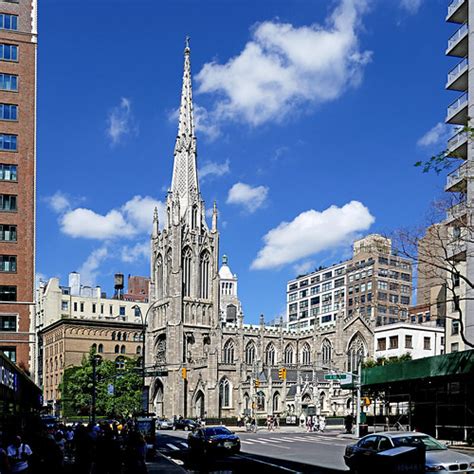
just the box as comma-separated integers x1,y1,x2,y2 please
38,0,453,323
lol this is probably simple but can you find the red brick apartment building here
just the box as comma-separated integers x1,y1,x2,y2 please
0,0,37,372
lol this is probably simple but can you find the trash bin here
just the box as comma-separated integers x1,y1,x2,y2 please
359,424,368,437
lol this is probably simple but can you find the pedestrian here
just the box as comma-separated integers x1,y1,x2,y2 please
312,415,319,432
124,430,147,474
344,414,353,434
275,414,280,430
306,416,313,433
319,415,326,433
299,413,306,429
7,436,32,473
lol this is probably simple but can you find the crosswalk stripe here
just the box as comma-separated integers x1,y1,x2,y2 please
241,440,255,445
250,439,269,444
166,443,180,451
258,438,281,444
269,437,294,443
180,442,188,448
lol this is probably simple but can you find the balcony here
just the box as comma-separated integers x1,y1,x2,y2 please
446,23,468,57
446,200,468,223
447,0,467,24
447,129,468,158
445,161,470,192
446,92,468,125
446,57,468,91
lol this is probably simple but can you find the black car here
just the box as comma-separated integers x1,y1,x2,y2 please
188,426,240,455
173,418,198,431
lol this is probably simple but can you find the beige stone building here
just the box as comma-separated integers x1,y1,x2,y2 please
39,318,143,413
146,43,374,420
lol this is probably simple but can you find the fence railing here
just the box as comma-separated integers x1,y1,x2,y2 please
447,57,468,84
447,92,468,118
447,23,468,51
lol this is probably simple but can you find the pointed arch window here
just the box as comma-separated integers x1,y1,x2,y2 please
166,248,172,295
191,205,198,229
183,247,192,297
223,339,235,364
256,391,265,411
284,344,294,365
347,334,366,373
302,343,311,365
245,341,256,365
265,343,276,366
199,251,210,299
98,344,103,354
219,378,231,408
273,392,280,412
322,339,332,366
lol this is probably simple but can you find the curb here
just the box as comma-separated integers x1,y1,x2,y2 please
147,451,188,473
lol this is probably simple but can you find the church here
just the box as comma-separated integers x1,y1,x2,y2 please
145,41,374,420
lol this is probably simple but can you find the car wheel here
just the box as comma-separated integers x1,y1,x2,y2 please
184,426,189,431
172,425,176,431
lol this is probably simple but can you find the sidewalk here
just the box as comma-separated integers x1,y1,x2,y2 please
147,452,187,473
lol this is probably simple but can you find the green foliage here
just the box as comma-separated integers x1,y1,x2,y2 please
414,125,473,174
362,353,412,369
59,348,142,419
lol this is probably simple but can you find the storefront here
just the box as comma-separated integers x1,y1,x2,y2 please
0,352,42,436
361,350,474,441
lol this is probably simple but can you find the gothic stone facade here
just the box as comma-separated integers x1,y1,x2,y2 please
146,42,374,420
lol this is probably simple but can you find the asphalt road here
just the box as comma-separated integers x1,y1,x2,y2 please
155,429,352,473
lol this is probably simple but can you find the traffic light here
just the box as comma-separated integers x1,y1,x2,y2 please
278,367,287,380
254,379,260,388
181,368,187,380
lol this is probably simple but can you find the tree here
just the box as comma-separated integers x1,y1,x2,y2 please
392,202,474,349
60,349,142,419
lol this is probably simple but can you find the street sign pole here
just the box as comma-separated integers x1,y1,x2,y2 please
356,361,361,438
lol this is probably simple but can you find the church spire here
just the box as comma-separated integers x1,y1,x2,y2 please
171,36,199,217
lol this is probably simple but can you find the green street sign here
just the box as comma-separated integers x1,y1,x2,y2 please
324,374,346,380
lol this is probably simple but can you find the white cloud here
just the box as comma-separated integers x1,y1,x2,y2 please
227,182,269,213
79,246,108,286
45,191,70,213
400,0,422,14
251,201,375,270
417,122,451,148
106,97,138,145
121,241,150,263
35,272,48,289
196,0,371,126
59,195,165,240
199,159,230,180
293,261,315,276
194,104,221,140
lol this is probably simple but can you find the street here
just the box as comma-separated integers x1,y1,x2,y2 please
155,429,352,473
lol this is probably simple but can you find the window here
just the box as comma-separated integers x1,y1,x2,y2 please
335,267,344,276
80,302,84,312
310,285,320,295
378,281,388,290
322,282,332,292
289,283,297,291
92,304,96,314
321,339,332,364
115,356,125,370
0,14,18,31
284,344,293,364
389,336,398,349
423,337,431,350
0,255,15,272
302,343,311,365
119,306,125,316
0,103,17,121
73,302,77,312
0,164,17,181
219,378,231,408
451,342,459,352
453,272,460,287
401,296,410,305
452,320,460,335
120,345,126,354
288,292,297,302
310,296,320,306
0,285,15,301
0,44,17,61
0,346,15,362
0,315,16,331
300,289,308,298
0,133,17,151
0,73,17,91
377,338,386,351
0,224,16,241
299,300,308,309
256,391,265,411
323,271,332,280
245,342,255,365
0,194,17,211
310,276,320,284
378,292,387,301
199,251,210,299
289,303,297,313
389,294,399,304
321,314,332,323
401,273,410,282
334,277,344,288
61,301,68,311
183,247,192,297
405,335,413,349
223,339,234,364
265,343,276,366
98,344,103,353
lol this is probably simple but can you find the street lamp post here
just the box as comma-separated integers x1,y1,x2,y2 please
132,301,161,414
91,354,101,424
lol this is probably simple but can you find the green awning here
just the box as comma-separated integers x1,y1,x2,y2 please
362,350,474,387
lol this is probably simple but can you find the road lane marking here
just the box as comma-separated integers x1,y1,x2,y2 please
241,440,255,445
270,437,294,443
166,443,180,450
258,438,282,443
235,454,301,473
180,442,188,448
250,439,271,444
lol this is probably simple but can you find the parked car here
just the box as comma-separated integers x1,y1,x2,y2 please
344,431,474,474
188,426,240,455
173,418,198,431
156,418,174,430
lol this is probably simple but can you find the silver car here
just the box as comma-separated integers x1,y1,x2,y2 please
156,418,174,430
344,431,474,473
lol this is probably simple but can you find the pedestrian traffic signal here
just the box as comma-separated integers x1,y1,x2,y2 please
181,368,187,380
278,367,287,380
254,379,260,388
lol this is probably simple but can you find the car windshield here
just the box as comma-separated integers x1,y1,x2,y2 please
392,435,447,451
204,427,232,436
